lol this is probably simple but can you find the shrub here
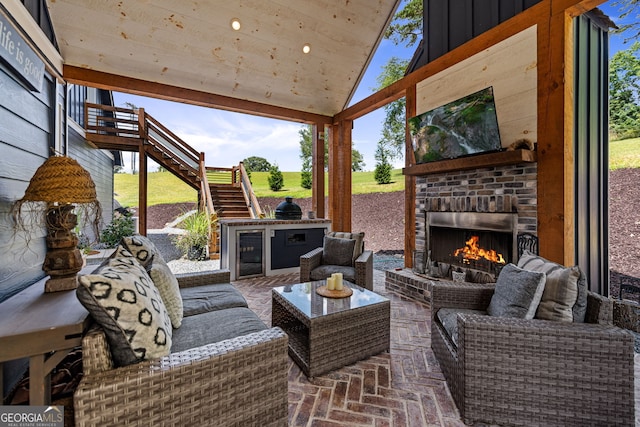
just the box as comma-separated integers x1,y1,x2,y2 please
100,207,135,247
172,210,211,261
268,165,284,191
374,162,392,184
300,170,312,189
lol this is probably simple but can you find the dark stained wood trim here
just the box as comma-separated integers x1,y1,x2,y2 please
536,6,576,265
403,150,537,176
312,123,325,219
328,120,352,232
63,66,333,126
405,86,417,269
138,148,148,236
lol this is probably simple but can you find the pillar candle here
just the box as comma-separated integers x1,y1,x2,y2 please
334,273,343,291
326,276,336,290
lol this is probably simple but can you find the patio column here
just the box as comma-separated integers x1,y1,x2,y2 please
536,4,577,266
328,120,352,232
312,122,325,219
137,108,147,236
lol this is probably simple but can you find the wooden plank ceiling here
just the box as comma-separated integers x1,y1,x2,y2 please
46,0,401,118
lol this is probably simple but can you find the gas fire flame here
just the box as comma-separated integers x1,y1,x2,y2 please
453,235,506,264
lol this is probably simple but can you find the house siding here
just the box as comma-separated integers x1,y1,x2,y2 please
0,60,55,303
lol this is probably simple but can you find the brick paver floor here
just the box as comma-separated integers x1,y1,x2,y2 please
232,270,640,427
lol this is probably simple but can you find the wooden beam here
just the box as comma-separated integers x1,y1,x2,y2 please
63,66,333,126
138,149,148,236
328,121,352,231
535,3,577,265
403,150,537,176
312,123,326,219
405,86,417,269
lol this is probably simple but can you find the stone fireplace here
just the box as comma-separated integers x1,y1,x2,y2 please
415,161,538,282
426,211,517,281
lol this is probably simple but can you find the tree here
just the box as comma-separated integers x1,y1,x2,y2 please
351,150,365,172
384,0,423,48
268,164,284,191
375,0,422,162
613,0,640,43
298,124,364,182
609,42,640,139
242,156,272,172
374,143,393,185
375,57,410,160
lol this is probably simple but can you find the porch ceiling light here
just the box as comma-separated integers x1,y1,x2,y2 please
302,43,311,54
230,18,241,31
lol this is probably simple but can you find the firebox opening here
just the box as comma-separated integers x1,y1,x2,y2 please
429,227,513,277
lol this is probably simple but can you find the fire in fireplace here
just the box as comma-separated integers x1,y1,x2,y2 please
425,212,518,282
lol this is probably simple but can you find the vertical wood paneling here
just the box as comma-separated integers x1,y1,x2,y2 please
420,0,543,67
573,13,609,295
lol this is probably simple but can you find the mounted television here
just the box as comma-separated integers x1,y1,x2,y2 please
409,87,502,164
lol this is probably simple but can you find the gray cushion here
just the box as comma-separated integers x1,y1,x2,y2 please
180,283,249,317
77,254,173,366
310,265,356,283
487,263,546,319
322,236,356,266
518,251,588,322
148,256,183,328
436,308,487,348
171,307,267,353
327,231,365,263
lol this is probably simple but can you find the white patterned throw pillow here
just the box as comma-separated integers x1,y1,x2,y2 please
77,254,172,366
149,256,183,328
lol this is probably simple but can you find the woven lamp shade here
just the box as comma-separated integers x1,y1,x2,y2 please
22,156,97,204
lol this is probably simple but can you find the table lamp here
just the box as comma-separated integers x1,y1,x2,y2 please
12,156,101,292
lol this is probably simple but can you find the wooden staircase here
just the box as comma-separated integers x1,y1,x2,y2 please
209,185,251,219
83,103,263,256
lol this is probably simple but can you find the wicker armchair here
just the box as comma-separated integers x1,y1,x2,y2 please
299,231,373,290
74,270,289,427
431,281,636,427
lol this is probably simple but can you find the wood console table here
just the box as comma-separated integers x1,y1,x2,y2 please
0,275,89,405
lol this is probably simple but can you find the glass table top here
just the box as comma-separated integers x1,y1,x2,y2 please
273,281,389,318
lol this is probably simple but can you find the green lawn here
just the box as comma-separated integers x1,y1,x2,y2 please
114,139,639,208
609,138,640,170
114,169,405,207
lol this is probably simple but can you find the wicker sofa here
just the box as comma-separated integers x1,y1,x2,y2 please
73,237,288,427
431,281,636,426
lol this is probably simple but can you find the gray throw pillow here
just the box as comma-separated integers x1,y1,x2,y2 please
327,231,365,263
77,255,173,366
518,251,587,322
487,263,546,319
322,236,356,266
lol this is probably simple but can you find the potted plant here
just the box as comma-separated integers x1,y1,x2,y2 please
174,210,211,261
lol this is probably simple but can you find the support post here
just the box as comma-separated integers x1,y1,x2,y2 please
328,120,353,231
312,123,325,219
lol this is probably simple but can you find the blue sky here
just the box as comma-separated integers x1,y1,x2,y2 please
114,1,633,173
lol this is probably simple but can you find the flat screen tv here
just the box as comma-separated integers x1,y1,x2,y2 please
409,86,501,164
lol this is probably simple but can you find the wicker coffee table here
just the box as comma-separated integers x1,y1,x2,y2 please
272,280,390,378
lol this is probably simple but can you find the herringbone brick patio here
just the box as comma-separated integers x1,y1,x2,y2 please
231,270,465,427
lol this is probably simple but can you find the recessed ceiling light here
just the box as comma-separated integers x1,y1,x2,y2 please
230,18,241,31
302,44,311,54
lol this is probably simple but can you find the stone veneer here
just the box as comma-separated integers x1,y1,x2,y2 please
414,163,538,253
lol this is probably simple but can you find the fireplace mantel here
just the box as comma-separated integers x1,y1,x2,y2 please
403,149,537,176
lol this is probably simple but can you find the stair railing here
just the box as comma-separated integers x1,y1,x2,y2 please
144,113,200,177
198,153,219,259
237,162,264,219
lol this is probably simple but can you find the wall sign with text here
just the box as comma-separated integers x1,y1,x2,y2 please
0,13,45,92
